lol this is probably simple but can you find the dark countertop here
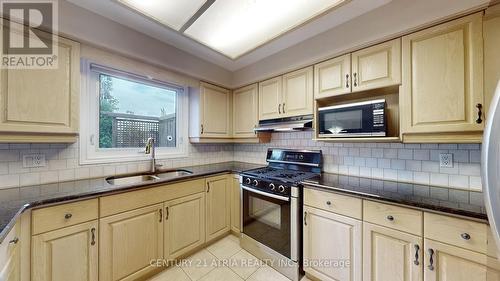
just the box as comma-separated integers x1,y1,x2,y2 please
0,161,264,244
302,172,488,221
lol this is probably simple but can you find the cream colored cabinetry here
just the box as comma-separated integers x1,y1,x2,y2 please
484,5,500,117
0,222,21,281
314,39,401,99
303,206,362,281
199,82,232,138
32,221,98,281
99,204,163,281
363,222,423,281
259,67,313,120
206,175,231,242
401,13,484,142
0,22,80,143
164,193,205,260
230,175,241,233
233,84,258,138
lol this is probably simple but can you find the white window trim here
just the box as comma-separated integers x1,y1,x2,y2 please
79,59,189,165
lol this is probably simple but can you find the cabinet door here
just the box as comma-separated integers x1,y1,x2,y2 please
32,221,98,281
363,222,422,281
164,193,205,260
200,82,231,137
401,13,484,134
303,206,362,281
259,77,282,120
99,204,163,281
351,38,401,92
0,24,80,138
230,175,241,233
0,222,20,281
424,239,494,281
314,54,351,98
206,175,231,242
233,84,258,138
282,67,314,117
483,6,500,118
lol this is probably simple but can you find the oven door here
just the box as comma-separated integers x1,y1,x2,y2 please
241,185,294,260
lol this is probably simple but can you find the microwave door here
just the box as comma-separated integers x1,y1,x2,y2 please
320,106,370,136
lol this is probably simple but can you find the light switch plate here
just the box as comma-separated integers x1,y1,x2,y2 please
22,154,46,168
439,153,453,168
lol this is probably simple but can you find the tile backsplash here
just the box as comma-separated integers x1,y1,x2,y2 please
0,132,483,192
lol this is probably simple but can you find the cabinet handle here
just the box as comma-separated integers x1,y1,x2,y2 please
91,228,96,246
207,182,210,193
159,209,163,223
414,244,420,265
461,233,471,240
282,103,285,114
278,104,281,114
326,201,332,206
9,237,19,245
427,248,435,271
304,211,308,226
476,104,483,124
353,73,358,87
386,215,394,221
201,124,204,134
346,74,349,88
64,213,72,219
165,207,169,220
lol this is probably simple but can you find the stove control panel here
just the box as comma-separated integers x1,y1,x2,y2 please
241,176,291,197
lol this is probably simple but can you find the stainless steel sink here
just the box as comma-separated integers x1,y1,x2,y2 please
106,169,193,185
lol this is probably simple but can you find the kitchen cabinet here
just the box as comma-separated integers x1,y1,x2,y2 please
484,4,500,119
0,222,21,281
205,175,231,242
199,82,232,138
259,76,283,120
233,84,259,138
351,38,401,92
401,12,484,142
230,175,241,233
0,22,80,143
363,222,422,281
99,204,163,281
282,66,314,117
314,54,351,98
303,205,362,281
31,221,98,281
164,193,205,260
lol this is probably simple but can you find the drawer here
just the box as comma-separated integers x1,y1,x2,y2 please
424,212,488,254
32,199,98,235
304,188,362,219
363,200,423,235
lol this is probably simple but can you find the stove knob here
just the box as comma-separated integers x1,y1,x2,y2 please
253,180,259,186
269,183,276,190
278,185,285,193
245,178,251,184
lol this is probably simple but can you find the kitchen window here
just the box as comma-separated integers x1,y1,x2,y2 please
80,61,188,164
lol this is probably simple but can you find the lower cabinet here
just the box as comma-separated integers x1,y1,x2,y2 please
206,175,231,241
303,205,362,281
99,204,163,281
0,222,21,281
164,193,205,260
31,221,98,281
230,175,241,233
363,222,423,281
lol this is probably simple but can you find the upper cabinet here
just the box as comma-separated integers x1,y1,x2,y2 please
0,24,80,143
199,82,232,138
233,84,258,138
401,13,484,142
259,67,313,121
314,39,401,99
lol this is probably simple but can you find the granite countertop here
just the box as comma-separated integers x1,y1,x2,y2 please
302,172,488,221
0,161,264,244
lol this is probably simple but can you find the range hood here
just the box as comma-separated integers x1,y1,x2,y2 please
254,115,313,132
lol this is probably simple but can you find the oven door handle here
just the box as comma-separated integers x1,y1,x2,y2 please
241,185,290,202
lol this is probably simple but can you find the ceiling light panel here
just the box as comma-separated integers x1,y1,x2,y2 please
184,0,345,59
116,0,206,31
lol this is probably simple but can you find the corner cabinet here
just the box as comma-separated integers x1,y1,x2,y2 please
0,23,80,143
205,175,231,242
401,12,484,143
233,84,258,138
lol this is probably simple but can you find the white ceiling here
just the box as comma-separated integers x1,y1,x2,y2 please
66,0,392,71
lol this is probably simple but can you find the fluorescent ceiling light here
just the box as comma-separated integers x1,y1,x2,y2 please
116,0,206,31
184,0,345,59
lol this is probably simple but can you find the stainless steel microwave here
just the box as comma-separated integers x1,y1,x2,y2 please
318,99,386,137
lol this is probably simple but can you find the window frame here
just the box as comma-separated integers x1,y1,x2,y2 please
80,59,189,165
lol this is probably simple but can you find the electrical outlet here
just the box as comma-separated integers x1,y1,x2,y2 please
22,154,46,168
439,153,453,168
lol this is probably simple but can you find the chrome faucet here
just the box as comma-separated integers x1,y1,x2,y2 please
145,138,161,173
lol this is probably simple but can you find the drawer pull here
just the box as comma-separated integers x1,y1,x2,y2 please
386,215,394,221
64,213,73,219
9,237,19,245
326,201,332,206
414,244,420,265
428,249,435,271
461,233,471,240
91,228,96,246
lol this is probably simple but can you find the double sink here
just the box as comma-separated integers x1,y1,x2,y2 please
106,169,193,185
